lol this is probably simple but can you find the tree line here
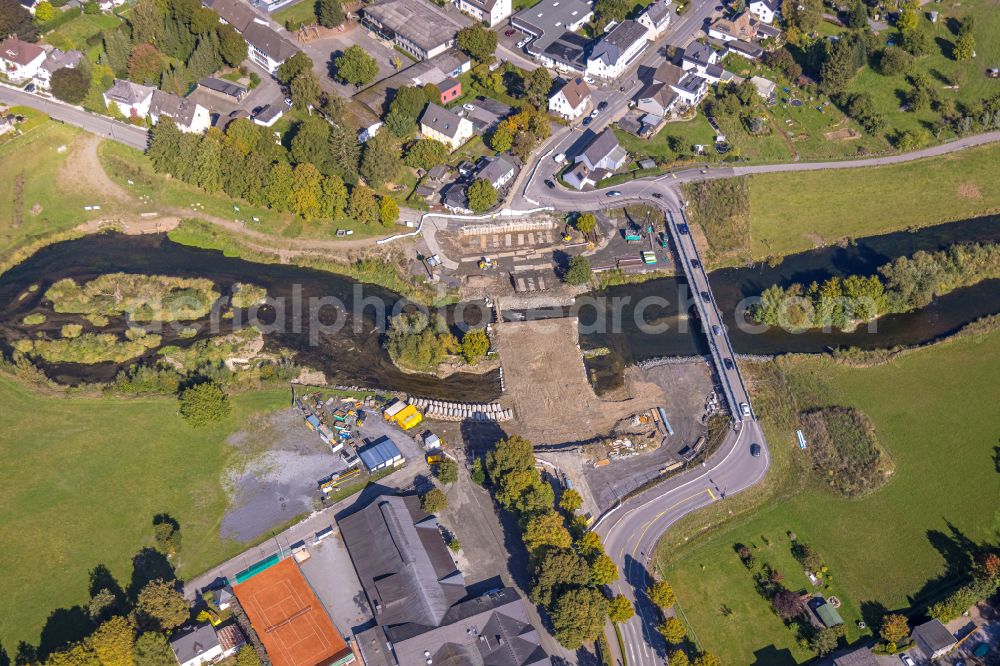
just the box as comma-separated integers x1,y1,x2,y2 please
146,96,401,226
751,242,1000,330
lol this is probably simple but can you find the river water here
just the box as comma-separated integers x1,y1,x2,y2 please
1,216,997,396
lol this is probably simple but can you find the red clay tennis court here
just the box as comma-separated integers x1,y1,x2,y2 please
233,558,354,666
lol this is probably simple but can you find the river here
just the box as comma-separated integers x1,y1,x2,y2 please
1,217,997,397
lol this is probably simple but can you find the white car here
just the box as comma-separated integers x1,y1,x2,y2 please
463,103,476,111
899,655,915,666
740,402,752,417
584,76,595,84
590,108,600,118
517,37,530,48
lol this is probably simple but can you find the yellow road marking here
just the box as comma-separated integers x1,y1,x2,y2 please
630,490,713,558
706,487,717,501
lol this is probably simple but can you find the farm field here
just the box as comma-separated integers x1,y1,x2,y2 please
658,328,1000,664
0,376,288,651
747,141,1000,260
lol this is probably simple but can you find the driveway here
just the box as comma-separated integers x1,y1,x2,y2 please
297,21,404,103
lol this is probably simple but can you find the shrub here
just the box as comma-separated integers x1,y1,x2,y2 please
563,255,592,285
61,323,83,338
178,381,231,427
436,457,458,484
421,488,448,513
22,313,46,325
460,328,489,364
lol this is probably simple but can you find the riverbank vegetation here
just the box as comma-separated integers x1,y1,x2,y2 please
384,313,492,371
0,373,288,650
746,142,1000,261
230,282,267,308
46,273,222,322
166,218,444,305
751,242,1000,329
799,407,893,497
654,327,1000,664
15,330,162,364
682,177,751,265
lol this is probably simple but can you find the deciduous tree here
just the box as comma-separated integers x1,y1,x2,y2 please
551,587,608,649
128,43,164,85
648,580,676,608
530,548,590,607
335,45,378,87
34,1,57,22
178,381,231,426
589,553,619,586
436,457,459,483
379,195,399,227
360,131,401,187
609,594,634,624
460,328,489,363
290,70,322,110
563,255,591,285
0,0,39,41
559,488,582,513
347,184,380,225
217,23,247,66
89,616,135,666
404,138,449,170
51,67,90,104
421,488,449,513
456,23,497,62
659,617,686,644
523,510,573,552
467,178,498,213
136,580,189,631
879,614,909,644
276,51,312,85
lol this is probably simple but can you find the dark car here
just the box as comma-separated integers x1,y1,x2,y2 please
544,179,555,189
724,357,734,370
598,100,609,111
582,116,592,126
678,223,689,234
691,259,701,268
504,28,516,36
712,324,721,335
750,443,761,457
700,290,711,302
651,192,663,199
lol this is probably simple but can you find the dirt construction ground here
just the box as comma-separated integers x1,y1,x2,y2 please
495,318,665,445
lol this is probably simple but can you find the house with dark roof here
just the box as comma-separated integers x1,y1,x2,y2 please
476,154,518,189
198,76,248,101
513,0,593,59
35,48,83,89
442,182,471,213
168,622,244,666
420,102,473,150
438,76,462,105
548,77,591,119
682,41,718,72
102,79,156,119
576,128,627,172
636,82,678,117
727,38,764,60
638,0,672,39
0,36,46,82
832,646,878,666
912,620,957,660
587,20,650,79
537,31,591,73
201,0,299,74
362,0,469,60
358,436,404,472
339,495,550,665
463,96,512,132
458,0,511,27
149,90,211,133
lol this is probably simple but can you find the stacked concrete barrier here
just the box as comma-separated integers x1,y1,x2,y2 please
407,397,513,422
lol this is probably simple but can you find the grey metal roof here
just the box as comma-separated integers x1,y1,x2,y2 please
580,128,623,165
150,90,201,127
169,624,220,664
421,102,467,139
358,436,403,469
540,31,590,70
355,626,394,666
199,76,247,98
913,620,956,653
589,20,647,67
339,495,466,641
363,0,467,53
392,588,551,666
242,21,299,62
513,0,593,53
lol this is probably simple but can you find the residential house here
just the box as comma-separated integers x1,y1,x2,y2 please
536,31,590,73
458,0,511,27
513,0,593,63
748,0,779,23
750,75,776,100
149,90,211,132
912,620,957,661
102,79,155,119
832,647,878,666
168,622,244,666
708,12,757,42
362,0,468,60
202,0,299,75
638,0,672,39
681,41,728,82
564,162,606,190
655,61,708,106
0,36,46,83
636,82,678,117
34,48,83,89
441,182,471,213
576,128,628,172
338,494,550,665
18,0,40,12
727,39,763,59
197,76,248,102
463,96,511,132
438,76,462,105
476,154,517,189
548,77,591,119
211,585,234,611
586,20,649,80
420,102,473,150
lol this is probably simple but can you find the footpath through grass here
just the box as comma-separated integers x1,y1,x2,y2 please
0,377,288,650
747,141,1000,260
657,329,1000,664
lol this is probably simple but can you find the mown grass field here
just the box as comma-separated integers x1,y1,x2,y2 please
272,0,317,27
0,377,288,650
42,12,121,57
747,141,1000,259
0,119,95,257
658,329,1000,665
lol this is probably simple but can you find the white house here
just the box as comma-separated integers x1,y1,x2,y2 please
750,75,776,100
576,128,627,172
168,623,244,666
201,0,299,75
548,77,591,119
637,0,672,40
34,48,83,89
476,155,517,189
149,90,211,133
420,102,473,150
458,0,511,27
636,82,678,117
0,36,46,83
670,71,709,105
102,79,155,120
748,0,779,24
681,41,719,72
586,20,649,80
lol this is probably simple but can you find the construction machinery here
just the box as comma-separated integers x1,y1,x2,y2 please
478,257,497,270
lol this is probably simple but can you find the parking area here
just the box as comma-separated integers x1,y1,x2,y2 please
298,535,373,635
